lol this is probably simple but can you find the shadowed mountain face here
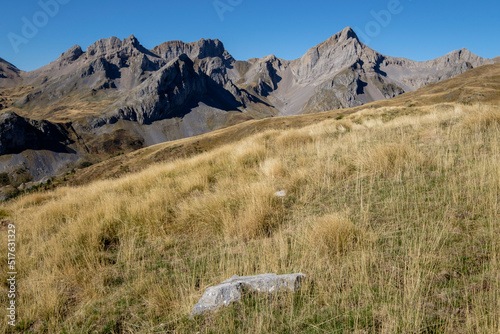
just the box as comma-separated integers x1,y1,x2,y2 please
0,27,493,183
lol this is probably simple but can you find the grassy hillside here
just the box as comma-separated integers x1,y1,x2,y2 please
1,100,499,332
58,62,500,187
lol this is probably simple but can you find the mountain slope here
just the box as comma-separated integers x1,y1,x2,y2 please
2,75,499,333
0,28,493,184
3,27,491,124
0,58,22,89
60,61,500,187
268,28,490,115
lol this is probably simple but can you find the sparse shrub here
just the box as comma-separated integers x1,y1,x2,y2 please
174,182,284,241
287,167,310,196
0,172,10,186
79,161,93,169
335,119,353,132
17,192,53,207
174,191,237,238
0,208,10,218
10,167,33,186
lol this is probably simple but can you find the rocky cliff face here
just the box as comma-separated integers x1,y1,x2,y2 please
0,27,493,184
0,111,75,155
152,38,233,64
97,54,245,126
97,54,208,125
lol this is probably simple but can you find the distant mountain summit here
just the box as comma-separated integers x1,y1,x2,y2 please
5,27,491,121
0,58,22,88
265,27,489,114
0,27,494,184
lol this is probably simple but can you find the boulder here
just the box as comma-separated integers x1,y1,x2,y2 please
190,273,306,317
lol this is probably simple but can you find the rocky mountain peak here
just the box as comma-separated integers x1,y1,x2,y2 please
0,58,20,75
342,26,358,38
0,58,22,88
425,47,493,70
1,28,495,184
59,45,84,63
83,35,149,58
291,27,366,83
123,34,140,47
453,48,472,58
152,38,231,62
196,38,228,59
311,26,362,53
86,36,123,56
327,26,359,44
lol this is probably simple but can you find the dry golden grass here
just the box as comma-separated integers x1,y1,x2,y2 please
462,107,500,130
0,103,499,333
0,85,122,122
304,213,367,256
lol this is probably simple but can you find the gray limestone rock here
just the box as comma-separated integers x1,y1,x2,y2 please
152,38,233,64
190,273,306,317
98,54,208,125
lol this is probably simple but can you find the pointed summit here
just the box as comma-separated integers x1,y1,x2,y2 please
123,34,140,47
430,47,492,67
292,27,366,83
340,26,358,39
321,26,360,47
86,36,123,56
59,45,83,63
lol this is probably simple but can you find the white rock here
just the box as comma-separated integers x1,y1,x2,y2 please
275,190,287,197
190,273,306,316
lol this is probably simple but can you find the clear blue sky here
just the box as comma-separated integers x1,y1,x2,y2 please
1,0,499,71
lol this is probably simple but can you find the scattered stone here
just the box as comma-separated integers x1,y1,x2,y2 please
275,190,287,197
190,273,306,317
17,181,36,191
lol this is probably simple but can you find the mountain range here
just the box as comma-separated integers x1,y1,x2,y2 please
0,27,494,186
